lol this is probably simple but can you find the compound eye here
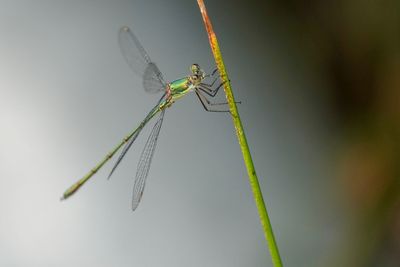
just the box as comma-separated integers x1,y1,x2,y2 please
191,64,200,74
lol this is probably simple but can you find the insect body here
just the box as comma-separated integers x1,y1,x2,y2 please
61,26,231,210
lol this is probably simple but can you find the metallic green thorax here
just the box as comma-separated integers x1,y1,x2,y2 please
169,77,192,100
61,64,206,201
169,67,205,102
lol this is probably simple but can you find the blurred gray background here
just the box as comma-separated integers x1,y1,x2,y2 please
1,0,398,266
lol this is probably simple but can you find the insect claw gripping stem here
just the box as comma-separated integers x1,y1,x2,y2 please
197,1,283,266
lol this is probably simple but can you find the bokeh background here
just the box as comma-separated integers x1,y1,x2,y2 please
0,0,399,266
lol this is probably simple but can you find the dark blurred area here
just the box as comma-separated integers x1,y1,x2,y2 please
0,0,398,266
260,0,400,266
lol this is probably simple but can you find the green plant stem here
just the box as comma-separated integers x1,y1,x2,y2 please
196,1,283,266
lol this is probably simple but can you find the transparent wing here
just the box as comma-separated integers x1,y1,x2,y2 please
107,124,143,180
119,26,166,94
107,94,166,180
143,62,167,94
132,109,165,211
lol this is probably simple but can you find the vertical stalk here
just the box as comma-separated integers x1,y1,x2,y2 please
196,1,283,266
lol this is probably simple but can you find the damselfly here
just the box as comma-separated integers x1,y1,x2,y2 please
61,26,233,210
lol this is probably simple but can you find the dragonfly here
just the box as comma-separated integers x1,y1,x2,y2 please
61,26,234,210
